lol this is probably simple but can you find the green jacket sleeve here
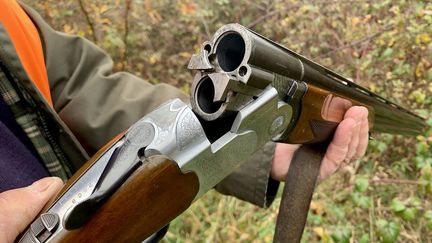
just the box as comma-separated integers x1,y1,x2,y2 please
23,4,279,208
215,142,280,207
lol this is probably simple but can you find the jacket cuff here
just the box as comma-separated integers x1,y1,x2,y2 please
215,142,279,208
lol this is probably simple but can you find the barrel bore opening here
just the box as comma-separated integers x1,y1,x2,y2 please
216,33,245,72
238,66,248,76
204,44,212,54
196,77,223,114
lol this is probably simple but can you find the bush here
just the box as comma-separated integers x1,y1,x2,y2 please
27,0,432,241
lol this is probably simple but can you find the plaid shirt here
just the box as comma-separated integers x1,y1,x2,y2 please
0,63,72,180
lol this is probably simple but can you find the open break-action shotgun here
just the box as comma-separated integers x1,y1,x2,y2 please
19,24,426,243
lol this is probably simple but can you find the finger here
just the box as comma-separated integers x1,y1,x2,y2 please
347,123,360,159
355,108,369,158
271,143,301,181
0,177,63,243
319,117,356,180
344,106,367,159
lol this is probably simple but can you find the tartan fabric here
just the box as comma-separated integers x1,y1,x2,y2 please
0,65,71,180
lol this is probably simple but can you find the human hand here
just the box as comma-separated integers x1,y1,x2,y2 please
271,106,369,181
0,177,63,243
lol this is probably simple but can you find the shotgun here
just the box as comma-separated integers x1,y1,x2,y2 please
19,24,426,243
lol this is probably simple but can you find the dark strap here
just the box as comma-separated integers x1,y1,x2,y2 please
142,224,169,243
273,143,327,243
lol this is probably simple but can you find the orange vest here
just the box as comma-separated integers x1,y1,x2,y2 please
0,0,52,106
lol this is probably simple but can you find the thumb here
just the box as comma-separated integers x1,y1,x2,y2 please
0,177,63,243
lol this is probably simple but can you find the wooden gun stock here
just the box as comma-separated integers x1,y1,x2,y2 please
59,155,198,242
19,132,199,243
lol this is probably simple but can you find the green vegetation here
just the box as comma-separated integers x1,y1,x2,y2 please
28,0,431,241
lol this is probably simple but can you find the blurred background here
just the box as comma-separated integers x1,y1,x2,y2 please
25,0,431,242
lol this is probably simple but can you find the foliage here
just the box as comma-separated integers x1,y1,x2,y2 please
26,0,432,242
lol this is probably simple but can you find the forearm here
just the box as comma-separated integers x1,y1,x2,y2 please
215,142,280,208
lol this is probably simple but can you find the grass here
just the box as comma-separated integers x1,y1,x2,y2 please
27,0,432,241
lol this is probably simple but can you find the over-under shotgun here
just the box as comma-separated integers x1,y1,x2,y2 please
19,24,426,243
